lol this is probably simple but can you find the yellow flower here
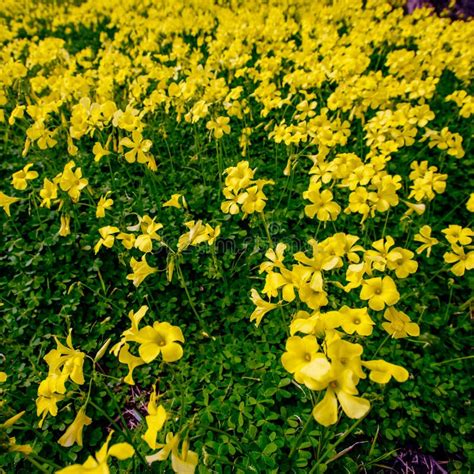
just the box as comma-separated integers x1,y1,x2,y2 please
0,371,6,383
382,307,420,339
327,339,365,381
289,310,341,337
339,306,374,336
1,410,25,429
467,193,474,212
12,163,38,190
92,141,110,162
443,245,474,276
360,276,400,311
281,335,330,387
120,130,153,164
312,369,370,427
1,411,32,455
134,215,163,253
249,289,278,327
44,330,85,385
221,187,247,214
126,255,157,287
146,432,198,473
441,225,473,246
57,431,134,474
163,193,186,209
117,232,136,250
386,248,418,279
224,161,254,192
206,116,230,139
171,440,199,474
0,191,20,216
402,200,426,217
36,375,66,427
94,226,120,254
142,386,167,450
177,220,217,251
414,225,438,257
135,321,184,363
58,407,92,447
117,343,145,385
96,193,113,218
362,360,409,384
365,236,401,273
303,182,341,221
59,215,71,237
39,178,58,208
146,432,180,464
259,243,287,273
57,161,88,202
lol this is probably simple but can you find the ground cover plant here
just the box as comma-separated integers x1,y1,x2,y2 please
0,0,473,472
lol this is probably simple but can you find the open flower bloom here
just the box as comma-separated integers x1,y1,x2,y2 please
120,130,153,163
44,331,85,385
339,306,374,336
382,307,420,338
414,225,438,257
312,369,370,427
40,178,58,208
94,226,120,254
12,163,38,190
289,310,341,338
135,322,184,363
360,276,400,311
36,374,66,427
58,407,92,447
57,431,134,474
281,335,331,390
443,245,474,276
441,225,473,246
57,161,88,202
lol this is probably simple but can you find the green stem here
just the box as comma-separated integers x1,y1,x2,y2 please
372,334,391,358
260,212,274,248
175,261,205,329
23,455,51,473
310,412,369,472
288,412,313,460
432,355,474,366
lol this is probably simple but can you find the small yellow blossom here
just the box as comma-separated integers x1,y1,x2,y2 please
0,192,20,216
126,255,157,287
58,407,92,448
414,225,438,257
12,163,38,190
382,307,420,338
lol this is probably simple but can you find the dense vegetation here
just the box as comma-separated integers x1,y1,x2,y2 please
0,0,473,472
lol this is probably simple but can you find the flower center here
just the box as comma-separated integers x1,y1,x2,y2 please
353,318,361,324
304,353,311,362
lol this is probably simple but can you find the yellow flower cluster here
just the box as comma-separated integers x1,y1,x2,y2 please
221,160,274,218
0,0,472,470
111,306,185,384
